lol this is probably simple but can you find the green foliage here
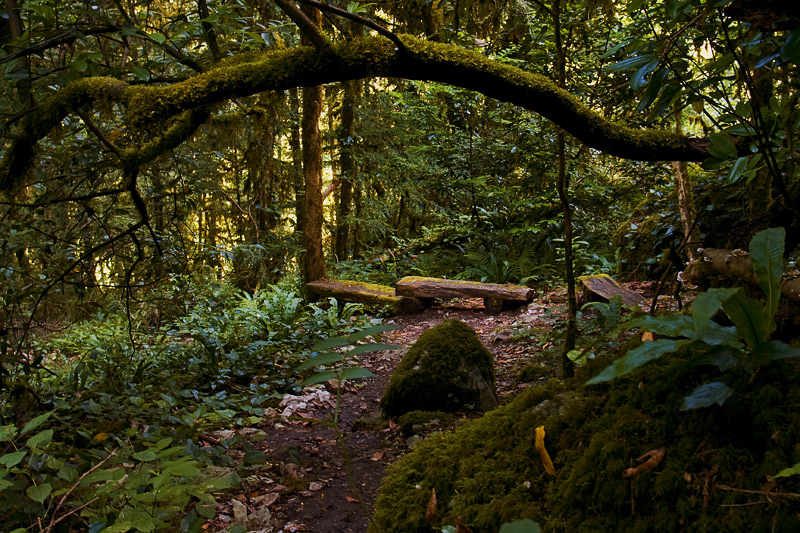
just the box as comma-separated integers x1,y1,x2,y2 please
0,275,380,531
588,228,800,409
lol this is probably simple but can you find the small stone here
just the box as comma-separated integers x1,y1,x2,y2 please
231,499,248,521
406,435,421,447
309,481,325,491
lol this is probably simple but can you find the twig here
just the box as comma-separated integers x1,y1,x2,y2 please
717,484,800,500
46,449,119,532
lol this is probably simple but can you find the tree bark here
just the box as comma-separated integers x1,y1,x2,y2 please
300,4,325,284
553,0,576,379
673,102,701,259
335,79,358,261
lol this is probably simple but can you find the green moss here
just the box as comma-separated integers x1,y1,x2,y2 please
380,319,497,418
371,344,800,532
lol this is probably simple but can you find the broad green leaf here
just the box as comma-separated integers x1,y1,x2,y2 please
680,382,733,410
751,340,800,366
1,450,27,467
345,343,401,356
338,367,375,380
26,429,53,450
243,450,266,464
310,337,349,351
721,291,769,349
104,520,134,533
628,314,695,338
346,324,398,343
71,59,88,72
156,437,173,450
774,462,800,478
630,59,659,90
696,324,741,346
0,424,18,442
296,351,344,370
133,450,158,462
301,370,338,386
780,26,800,62
728,157,749,183
587,339,691,384
149,33,166,44
131,66,151,81
166,459,201,477
26,482,52,503
607,54,657,72
692,288,739,331
0,478,13,490
708,132,738,158
499,519,542,533
21,411,51,434
749,227,785,325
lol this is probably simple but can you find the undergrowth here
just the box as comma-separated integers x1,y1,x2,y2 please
0,274,377,532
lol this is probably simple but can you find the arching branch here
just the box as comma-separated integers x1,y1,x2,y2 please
1,35,713,191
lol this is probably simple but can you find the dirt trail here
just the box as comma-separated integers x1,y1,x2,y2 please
207,296,568,532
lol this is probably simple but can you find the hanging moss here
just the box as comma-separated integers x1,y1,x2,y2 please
370,343,800,532
380,319,498,418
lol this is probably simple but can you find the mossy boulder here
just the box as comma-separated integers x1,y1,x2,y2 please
370,345,800,532
380,319,499,418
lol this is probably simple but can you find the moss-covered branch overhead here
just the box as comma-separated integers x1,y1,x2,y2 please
1,35,711,190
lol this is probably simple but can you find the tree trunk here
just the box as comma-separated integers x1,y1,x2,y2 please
300,5,325,284
335,79,358,261
673,102,701,259
289,88,304,238
553,0,576,379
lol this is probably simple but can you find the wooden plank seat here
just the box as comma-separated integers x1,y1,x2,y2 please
306,278,425,315
395,276,534,312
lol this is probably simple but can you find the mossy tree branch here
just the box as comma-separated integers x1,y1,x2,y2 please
1,35,712,191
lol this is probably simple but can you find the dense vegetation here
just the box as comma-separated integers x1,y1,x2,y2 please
1,0,798,531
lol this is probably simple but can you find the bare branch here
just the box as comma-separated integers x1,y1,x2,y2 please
274,0,331,52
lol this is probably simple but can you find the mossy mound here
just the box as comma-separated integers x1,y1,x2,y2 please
370,345,800,532
380,319,498,418
397,410,460,437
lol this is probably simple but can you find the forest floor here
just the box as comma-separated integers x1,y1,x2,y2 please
206,283,658,533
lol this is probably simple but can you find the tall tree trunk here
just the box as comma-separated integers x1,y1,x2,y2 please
289,88,304,238
673,102,701,259
253,91,281,237
553,0,576,379
335,79,358,261
300,5,325,284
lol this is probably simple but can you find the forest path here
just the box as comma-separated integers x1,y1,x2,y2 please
206,289,577,533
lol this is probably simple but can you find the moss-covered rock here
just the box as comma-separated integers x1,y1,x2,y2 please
371,345,800,532
380,319,499,418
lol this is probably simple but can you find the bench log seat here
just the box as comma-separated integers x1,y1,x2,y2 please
578,274,643,307
395,276,534,312
306,278,425,315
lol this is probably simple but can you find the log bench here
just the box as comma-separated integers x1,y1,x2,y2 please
395,276,534,312
306,278,425,315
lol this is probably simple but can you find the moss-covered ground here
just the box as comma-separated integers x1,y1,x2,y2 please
370,343,800,532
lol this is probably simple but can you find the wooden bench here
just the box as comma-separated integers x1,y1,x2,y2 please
306,279,425,315
395,276,534,312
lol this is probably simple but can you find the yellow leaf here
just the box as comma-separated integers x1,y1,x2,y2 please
535,425,556,476
642,331,654,341
93,432,110,442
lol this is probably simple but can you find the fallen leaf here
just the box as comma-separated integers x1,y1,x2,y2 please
389,420,397,430
425,488,437,523
346,496,359,503
622,447,666,478
455,516,474,532
642,331,654,341
534,426,557,476
371,451,385,461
